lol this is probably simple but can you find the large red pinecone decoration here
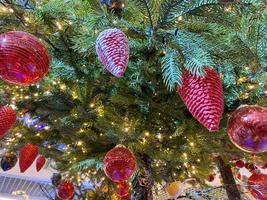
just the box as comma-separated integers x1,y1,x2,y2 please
36,155,46,172
0,106,16,138
96,28,129,77
177,67,224,132
19,144,39,173
56,181,75,200
247,172,267,200
0,31,50,85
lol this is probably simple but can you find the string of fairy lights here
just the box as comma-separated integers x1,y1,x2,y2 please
0,0,267,190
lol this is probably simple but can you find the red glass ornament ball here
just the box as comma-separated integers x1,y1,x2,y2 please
103,146,136,183
227,105,267,153
56,181,75,200
207,174,215,182
0,31,50,85
235,160,245,168
248,172,267,200
0,106,16,138
116,181,129,197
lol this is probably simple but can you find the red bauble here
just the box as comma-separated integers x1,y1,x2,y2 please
117,181,129,197
177,67,224,132
19,144,39,173
235,160,245,168
103,145,136,183
248,172,267,200
56,181,75,200
36,155,46,172
96,28,129,77
245,163,257,172
227,105,267,153
0,106,16,138
0,31,50,85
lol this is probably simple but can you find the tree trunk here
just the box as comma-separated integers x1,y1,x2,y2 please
131,154,154,200
215,156,241,200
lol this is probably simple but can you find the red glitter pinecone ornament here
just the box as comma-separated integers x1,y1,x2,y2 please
177,67,224,132
0,106,16,138
19,144,39,173
36,155,46,172
96,28,129,77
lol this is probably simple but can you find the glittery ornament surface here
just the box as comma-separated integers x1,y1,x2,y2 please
36,155,46,172
96,28,129,77
1,153,17,171
177,67,224,132
227,105,267,153
103,146,136,182
248,172,267,200
0,31,50,85
56,181,75,200
0,106,16,138
116,181,129,197
19,144,39,173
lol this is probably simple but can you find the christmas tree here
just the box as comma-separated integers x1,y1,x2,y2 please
0,0,266,199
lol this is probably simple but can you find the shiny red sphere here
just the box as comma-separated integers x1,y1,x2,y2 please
56,181,74,200
248,172,267,200
103,146,136,183
235,160,245,168
0,31,50,85
227,105,267,153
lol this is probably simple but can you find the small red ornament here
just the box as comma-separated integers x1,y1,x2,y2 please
19,144,39,173
177,67,224,132
235,160,245,168
248,172,267,200
245,163,257,172
0,106,16,138
117,181,130,197
36,155,46,172
56,181,75,200
207,174,215,182
96,28,129,77
103,145,136,183
227,105,267,153
0,31,50,85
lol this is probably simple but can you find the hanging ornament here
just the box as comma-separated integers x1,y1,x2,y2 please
96,28,129,77
103,145,136,182
19,144,39,173
51,173,62,187
0,106,16,138
235,160,245,168
227,105,267,153
56,181,75,200
0,31,50,85
177,67,224,132
1,153,17,171
247,172,267,200
36,155,46,172
165,181,184,198
103,145,136,198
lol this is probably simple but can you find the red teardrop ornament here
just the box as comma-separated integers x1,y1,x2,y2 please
36,155,46,172
0,106,16,138
19,144,39,173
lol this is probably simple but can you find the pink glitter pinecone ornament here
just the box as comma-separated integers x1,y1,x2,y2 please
177,67,224,132
96,28,129,77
